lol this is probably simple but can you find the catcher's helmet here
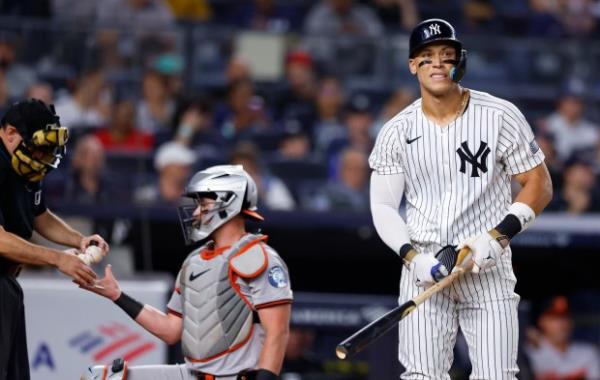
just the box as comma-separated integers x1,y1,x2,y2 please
409,19,467,82
177,165,263,244
1,98,68,181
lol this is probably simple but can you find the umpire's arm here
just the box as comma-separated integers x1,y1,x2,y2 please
512,163,553,215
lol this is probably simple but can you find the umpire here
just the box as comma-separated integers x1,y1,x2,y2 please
0,99,109,379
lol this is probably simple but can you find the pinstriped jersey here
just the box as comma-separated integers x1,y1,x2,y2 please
369,89,545,247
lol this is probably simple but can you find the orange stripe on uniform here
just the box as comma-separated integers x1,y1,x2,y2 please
255,299,293,309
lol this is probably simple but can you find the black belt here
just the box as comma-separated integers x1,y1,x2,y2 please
195,370,258,380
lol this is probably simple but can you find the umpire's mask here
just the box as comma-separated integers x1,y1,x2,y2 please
2,99,68,182
177,165,263,244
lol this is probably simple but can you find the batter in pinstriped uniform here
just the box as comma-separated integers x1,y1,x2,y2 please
369,19,553,379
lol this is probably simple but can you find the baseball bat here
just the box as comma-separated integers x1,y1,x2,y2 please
335,248,472,360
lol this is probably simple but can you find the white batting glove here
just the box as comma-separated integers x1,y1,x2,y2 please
411,254,448,287
459,233,504,273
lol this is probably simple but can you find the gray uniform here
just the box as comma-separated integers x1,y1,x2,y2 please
84,234,292,380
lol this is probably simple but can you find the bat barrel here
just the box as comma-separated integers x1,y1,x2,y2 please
335,302,413,359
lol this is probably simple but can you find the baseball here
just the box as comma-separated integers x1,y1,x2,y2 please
81,245,104,265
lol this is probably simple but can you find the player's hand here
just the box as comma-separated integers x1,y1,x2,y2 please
411,253,448,287
458,233,504,273
56,249,97,287
78,264,121,301
79,234,110,255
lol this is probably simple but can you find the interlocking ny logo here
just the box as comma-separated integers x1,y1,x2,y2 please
456,141,491,177
429,23,441,35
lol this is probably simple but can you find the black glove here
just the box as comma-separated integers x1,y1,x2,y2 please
435,245,458,273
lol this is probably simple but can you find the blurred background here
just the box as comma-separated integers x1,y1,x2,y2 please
5,0,600,379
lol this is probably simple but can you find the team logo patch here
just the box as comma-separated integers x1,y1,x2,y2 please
268,266,288,288
34,190,41,206
529,139,540,155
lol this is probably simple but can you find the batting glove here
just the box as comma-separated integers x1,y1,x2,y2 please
411,254,448,287
459,233,504,273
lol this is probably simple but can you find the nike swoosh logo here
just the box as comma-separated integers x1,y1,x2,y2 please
406,136,422,144
189,269,210,282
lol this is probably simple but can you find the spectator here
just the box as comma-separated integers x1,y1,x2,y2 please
26,82,54,106
371,87,416,138
215,79,271,141
54,69,111,129
151,52,185,101
313,76,346,156
95,99,154,153
363,0,419,31
276,119,312,161
304,0,383,75
95,0,175,69
172,97,225,163
304,0,383,37
544,91,599,162
64,135,112,204
536,132,563,192
274,49,319,135
547,155,600,214
134,141,196,204
0,32,37,100
306,147,369,212
330,93,374,157
230,141,296,211
526,296,600,379
136,70,176,135
282,327,324,374
225,56,252,85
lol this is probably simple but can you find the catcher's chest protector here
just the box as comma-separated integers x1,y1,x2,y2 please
180,234,268,361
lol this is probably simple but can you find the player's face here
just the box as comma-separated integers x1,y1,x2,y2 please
192,197,217,221
409,43,458,95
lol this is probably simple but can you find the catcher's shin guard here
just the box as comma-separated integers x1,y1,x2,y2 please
81,358,128,380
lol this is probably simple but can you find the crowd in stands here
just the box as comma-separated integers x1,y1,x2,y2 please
0,1,597,217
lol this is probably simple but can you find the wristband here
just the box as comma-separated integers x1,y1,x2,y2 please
114,292,144,320
507,202,535,231
399,243,417,263
255,369,278,380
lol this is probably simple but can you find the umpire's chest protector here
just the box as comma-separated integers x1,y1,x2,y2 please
179,234,269,362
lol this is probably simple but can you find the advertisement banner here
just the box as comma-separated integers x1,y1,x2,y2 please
21,274,171,380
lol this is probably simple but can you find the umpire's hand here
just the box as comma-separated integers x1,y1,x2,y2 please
57,249,97,286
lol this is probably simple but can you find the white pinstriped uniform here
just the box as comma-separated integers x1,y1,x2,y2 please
369,89,545,379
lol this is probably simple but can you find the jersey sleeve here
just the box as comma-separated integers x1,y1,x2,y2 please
368,119,405,175
250,245,293,309
498,101,545,175
33,183,47,216
166,270,183,317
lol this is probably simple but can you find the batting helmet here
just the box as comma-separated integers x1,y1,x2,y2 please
409,19,467,82
177,165,263,244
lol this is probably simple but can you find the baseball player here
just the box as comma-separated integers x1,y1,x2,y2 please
81,165,292,380
0,99,108,380
369,19,553,379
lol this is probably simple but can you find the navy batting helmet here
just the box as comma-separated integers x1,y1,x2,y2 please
409,19,467,82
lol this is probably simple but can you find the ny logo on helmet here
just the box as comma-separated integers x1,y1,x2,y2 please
429,24,441,36
456,141,490,177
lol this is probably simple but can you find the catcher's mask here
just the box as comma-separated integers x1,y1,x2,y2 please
2,99,68,181
178,165,263,244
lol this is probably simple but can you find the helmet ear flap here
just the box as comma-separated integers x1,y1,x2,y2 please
450,49,467,82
